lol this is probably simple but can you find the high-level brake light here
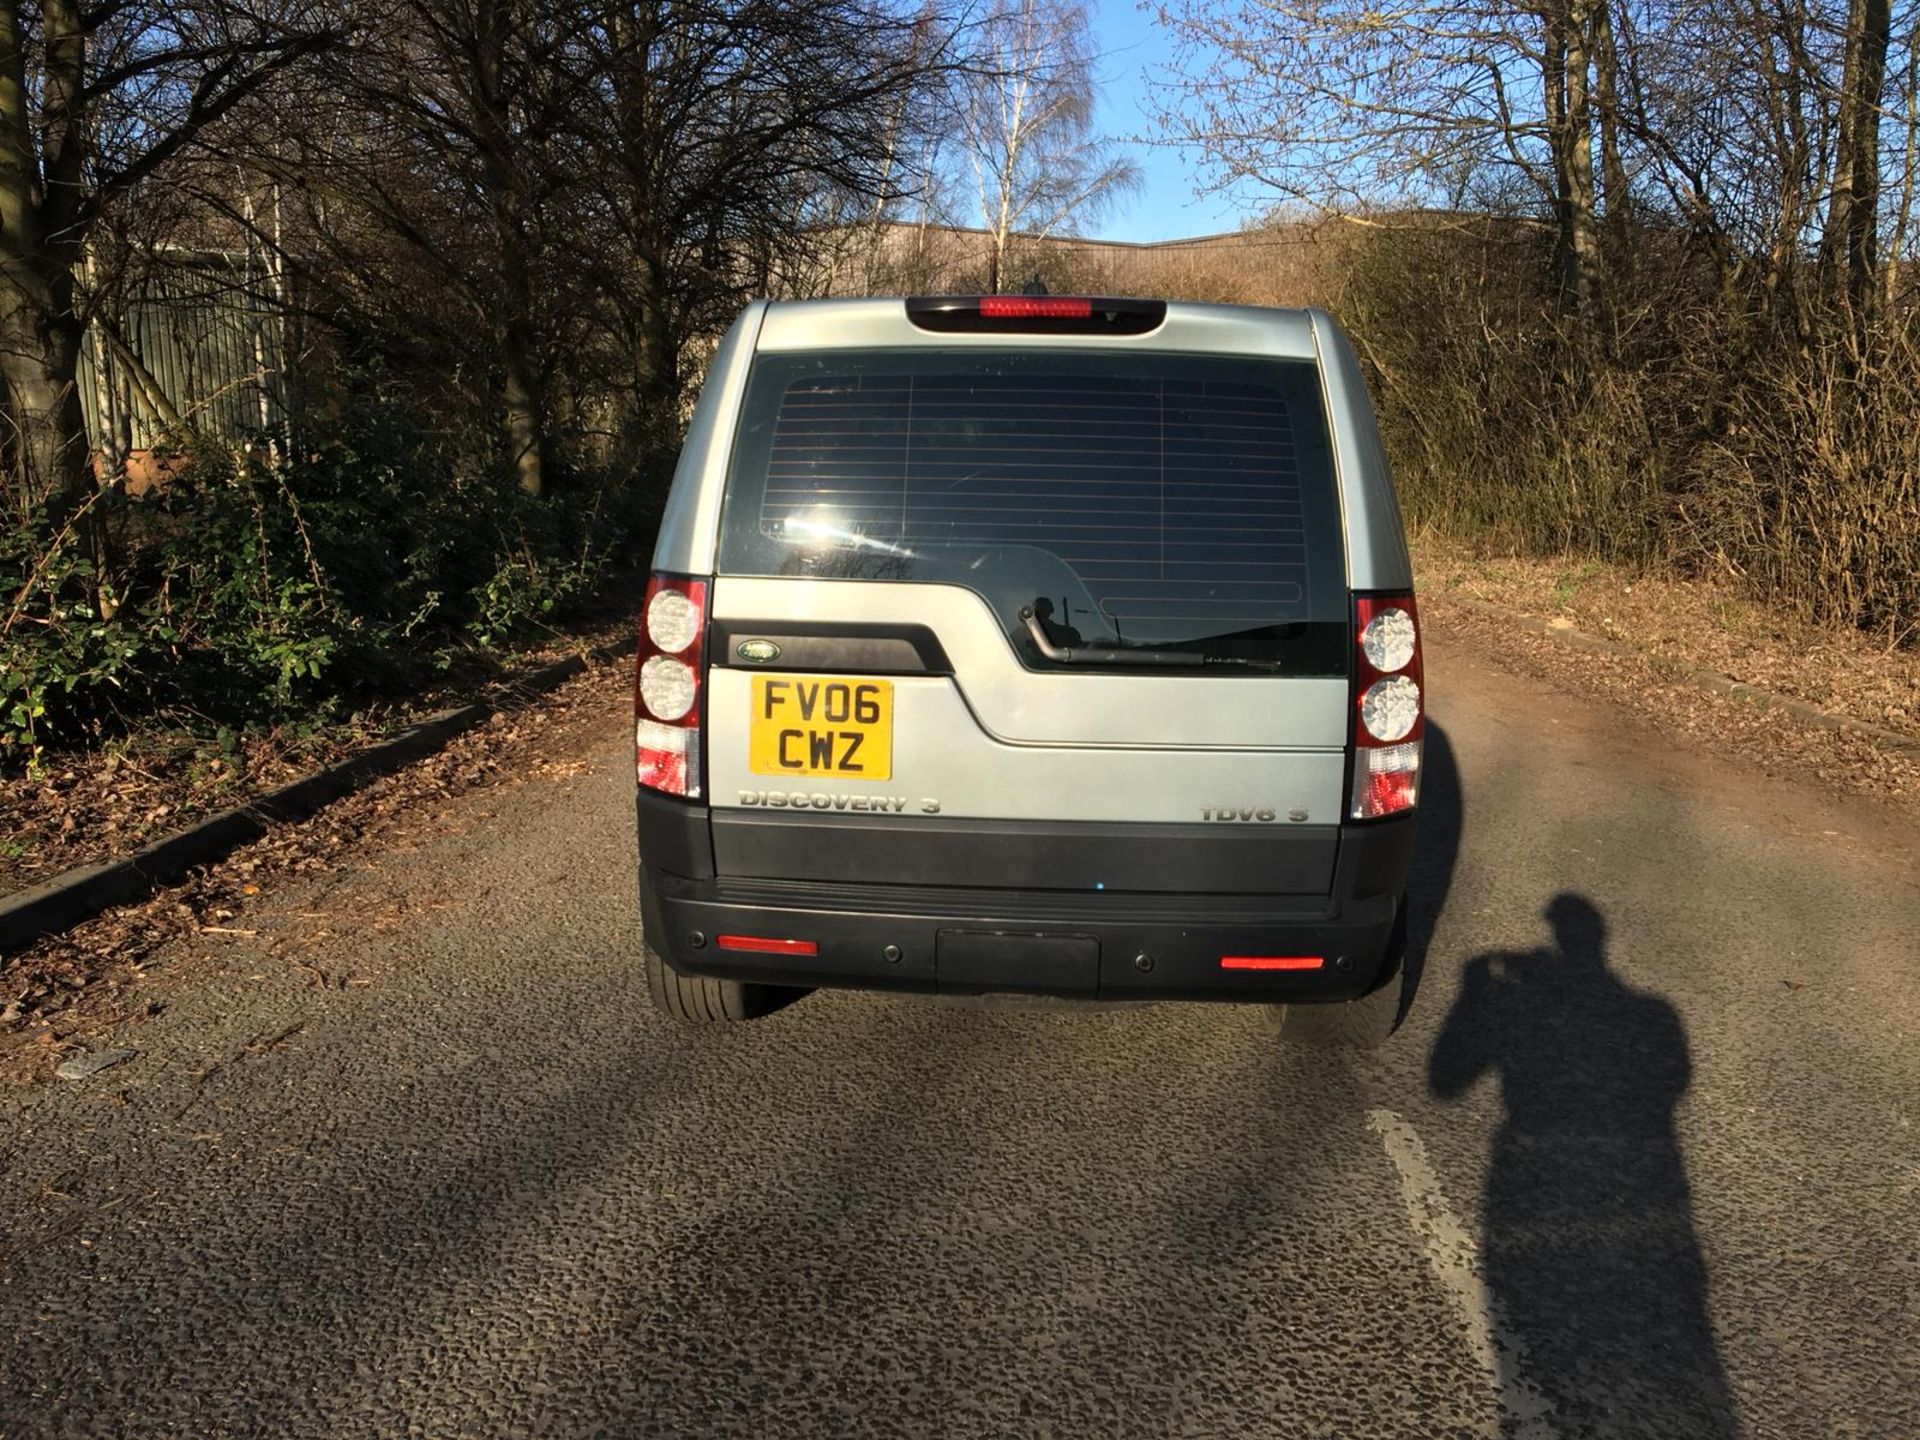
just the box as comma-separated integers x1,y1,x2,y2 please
980,295,1093,319
1350,594,1423,819
635,573,709,798
905,295,1166,335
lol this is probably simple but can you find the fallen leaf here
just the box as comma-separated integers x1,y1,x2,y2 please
55,1047,137,1081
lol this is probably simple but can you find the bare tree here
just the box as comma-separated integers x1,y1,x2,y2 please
1822,0,1895,326
955,0,1138,292
0,0,334,522
1149,0,1920,637
1150,0,1622,332
236,0,593,497
567,0,961,466
1888,7,1920,303
206,0,964,496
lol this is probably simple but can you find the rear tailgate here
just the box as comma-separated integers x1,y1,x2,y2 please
704,344,1351,895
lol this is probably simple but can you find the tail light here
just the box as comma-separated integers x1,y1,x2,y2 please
1351,593,1422,819
636,573,709,798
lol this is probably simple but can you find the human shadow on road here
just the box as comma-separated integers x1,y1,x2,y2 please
1429,895,1741,1439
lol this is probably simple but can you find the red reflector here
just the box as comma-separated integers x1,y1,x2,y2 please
980,295,1093,319
1220,955,1326,971
715,934,818,956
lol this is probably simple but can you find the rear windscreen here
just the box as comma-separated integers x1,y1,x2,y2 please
716,349,1348,673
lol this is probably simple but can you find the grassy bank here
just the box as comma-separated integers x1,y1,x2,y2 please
1414,532,1920,742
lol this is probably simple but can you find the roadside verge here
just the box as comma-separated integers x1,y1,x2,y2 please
0,641,626,955
1437,593,1920,764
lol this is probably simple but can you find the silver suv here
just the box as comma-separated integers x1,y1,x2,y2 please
634,295,1423,1041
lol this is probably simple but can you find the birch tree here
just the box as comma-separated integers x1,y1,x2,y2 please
957,0,1138,291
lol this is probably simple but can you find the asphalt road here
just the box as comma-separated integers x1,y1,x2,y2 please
3,623,1917,1439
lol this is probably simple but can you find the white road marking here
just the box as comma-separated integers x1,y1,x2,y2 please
1367,1107,1558,1440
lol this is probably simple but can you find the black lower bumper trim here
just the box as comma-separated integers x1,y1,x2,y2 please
642,871,1401,1003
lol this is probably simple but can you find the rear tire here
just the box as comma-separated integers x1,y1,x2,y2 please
643,944,805,1023
1274,903,1409,1050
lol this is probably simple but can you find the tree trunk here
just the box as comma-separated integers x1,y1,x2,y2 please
1823,0,1893,323
502,335,545,497
1888,27,1920,308
1562,0,1605,330
1752,0,1818,331
620,244,679,493
1542,9,1575,301
1592,0,1630,247
609,4,678,483
471,0,546,496
0,0,91,518
0,278,91,518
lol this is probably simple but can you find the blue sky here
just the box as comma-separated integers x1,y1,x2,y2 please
1085,0,1261,241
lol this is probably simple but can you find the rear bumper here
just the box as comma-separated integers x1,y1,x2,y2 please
637,792,1415,1004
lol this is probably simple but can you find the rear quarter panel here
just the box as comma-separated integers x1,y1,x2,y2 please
1308,310,1414,592
653,301,767,575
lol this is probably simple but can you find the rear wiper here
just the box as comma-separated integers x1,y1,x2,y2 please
1019,605,1214,667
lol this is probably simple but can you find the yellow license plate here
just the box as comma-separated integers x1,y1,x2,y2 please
749,676,893,780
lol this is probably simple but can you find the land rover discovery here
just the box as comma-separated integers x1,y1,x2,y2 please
634,295,1423,1043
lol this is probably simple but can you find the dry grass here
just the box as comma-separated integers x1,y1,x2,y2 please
1426,595,1920,816
1415,531,1920,819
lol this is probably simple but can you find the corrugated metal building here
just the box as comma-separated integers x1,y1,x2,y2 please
79,249,291,476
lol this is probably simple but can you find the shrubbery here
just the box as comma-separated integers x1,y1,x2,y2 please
2,388,646,769
1323,222,1920,642
1060,218,1916,648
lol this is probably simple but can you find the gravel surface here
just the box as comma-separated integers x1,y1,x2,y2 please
2,618,1916,1439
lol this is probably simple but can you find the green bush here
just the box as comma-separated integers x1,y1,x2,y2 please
0,515,148,763
1,384,643,770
